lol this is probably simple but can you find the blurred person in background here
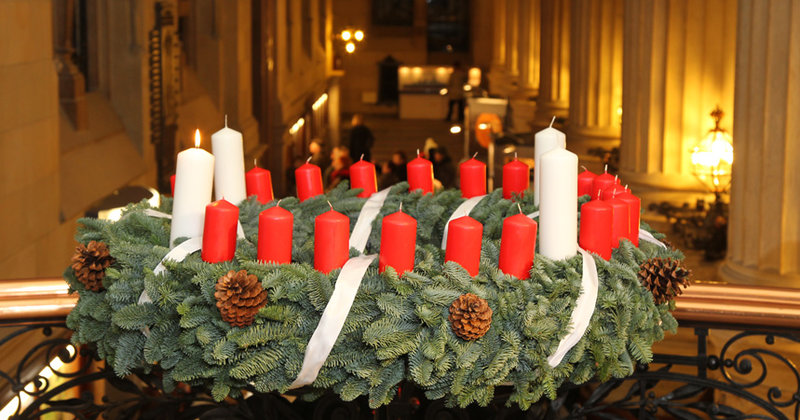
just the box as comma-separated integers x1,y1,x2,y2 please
432,147,456,189
348,114,374,162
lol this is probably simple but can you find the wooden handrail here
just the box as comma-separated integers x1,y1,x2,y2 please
0,278,76,320
2,277,800,329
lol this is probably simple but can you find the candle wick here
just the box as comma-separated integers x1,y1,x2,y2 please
276,199,282,207
472,152,478,159
417,148,420,157
549,116,556,128
225,114,228,127
597,190,602,200
614,175,618,182
254,158,258,168
580,165,587,172
516,202,523,214
360,153,364,161
399,202,403,212
327,201,333,211
307,156,312,164
514,151,518,160
604,164,608,173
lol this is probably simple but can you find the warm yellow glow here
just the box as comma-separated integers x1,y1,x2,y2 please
412,66,423,75
477,123,489,130
354,30,364,41
194,129,201,147
691,107,734,193
449,125,462,134
289,118,305,135
341,30,352,41
439,88,448,96
399,66,410,74
0,345,76,418
345,42,355,53
98,207,123,221
312,93,328,111
468,67,481,86
462,84,472,92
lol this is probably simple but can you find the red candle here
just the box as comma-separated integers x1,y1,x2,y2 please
601,184,628,201
201,199,239,263
170,174,176,196
258,204,293,264
350,156,378,198
577,167,596,197
246,166,274,204
607,195,630,248
592,167,619,200
579,200,613,260
459,154,486,198
616,191,641,246
314,205,350,273
498,213,537,279
379,209,417,274
407,151,434,194
444,216,483,276
502,155,530,199
295,158,324,202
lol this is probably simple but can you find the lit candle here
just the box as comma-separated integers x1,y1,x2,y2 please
579,197,613,260
201,199,239,263
607,193,630,248
407,149,434,194
258,202,293,264
592,165,618,200
615,188,641,246
538,147,578,260
170,129,215,246
444,216,483,276
534,117,566,206
314,203,350,273
350,155,378,198
379,205,417,274
502,153,530,199
246,161,274,204
459,153,486,198
295,157,324,202
498,206,538,279
577,166,596,197
211,117,247,205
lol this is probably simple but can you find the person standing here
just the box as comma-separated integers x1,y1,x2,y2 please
348,114,375,162
445,62,467,122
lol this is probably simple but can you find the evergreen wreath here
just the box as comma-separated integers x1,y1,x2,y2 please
64,181,683,409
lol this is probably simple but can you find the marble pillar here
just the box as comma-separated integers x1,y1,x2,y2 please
505,0,519,79
567,0,623,159
533,0,570,129
720,0,800,287
619,0,736,202
516,0,540,97
487,0,511,96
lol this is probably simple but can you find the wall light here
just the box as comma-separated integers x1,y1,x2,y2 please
289,117,305,135
354,30,364,41
312,93,328,111
345,42,355,53
449,125,462,134
691,106,733,193
341,30,352,41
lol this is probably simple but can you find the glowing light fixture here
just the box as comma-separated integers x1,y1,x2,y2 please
439,88,448,96
341,30,352,41
345,42,356,53
449,125,462,134
0,345,77,418
354,30,364,41
312,93,328,111
289,117,305,135
691,106,734,193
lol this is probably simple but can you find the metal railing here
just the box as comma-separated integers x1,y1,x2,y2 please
0,279,797,419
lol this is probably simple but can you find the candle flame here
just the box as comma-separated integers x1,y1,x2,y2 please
194,129,201,148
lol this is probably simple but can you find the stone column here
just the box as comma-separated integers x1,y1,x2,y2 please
566,0,623,159
505,0,519,79
487,0,510,95
533,0,570,128
516,0,540,97
720,0,800,287
619,0,736,202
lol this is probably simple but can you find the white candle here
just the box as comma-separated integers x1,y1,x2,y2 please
534,117,566,206
539,147,578,260
170,130,215,246
211,117,247,205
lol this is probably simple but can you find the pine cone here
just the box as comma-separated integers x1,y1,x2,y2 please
638,257,691,304
215,270,268,327
71,241,114,292
449,293,492,340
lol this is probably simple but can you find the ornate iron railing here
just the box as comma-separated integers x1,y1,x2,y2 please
1,279,798,419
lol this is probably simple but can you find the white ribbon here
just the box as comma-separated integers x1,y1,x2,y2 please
289,254,377,389
527,210,539,219
639,228,668,249
349,188,392,253
441,195,487,249
546,247,599,367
